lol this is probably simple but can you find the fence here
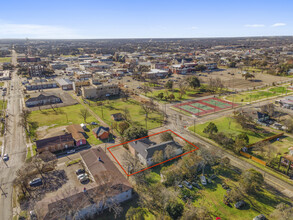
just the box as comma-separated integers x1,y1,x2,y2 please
246,133,284,148
240,151,267,166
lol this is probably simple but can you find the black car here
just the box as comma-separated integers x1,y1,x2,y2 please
29,178,42,187
76,169,85,175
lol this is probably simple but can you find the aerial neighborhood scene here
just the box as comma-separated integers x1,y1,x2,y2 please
1,0,293,219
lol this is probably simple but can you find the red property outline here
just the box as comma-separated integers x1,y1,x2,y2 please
107,129,199,176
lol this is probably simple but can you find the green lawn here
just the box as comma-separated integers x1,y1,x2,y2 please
146,88,198,102
0,57,11,63
225,86,292,103
88,99,163,130
30,104,102,145
188,116,275,144
0,82,4,87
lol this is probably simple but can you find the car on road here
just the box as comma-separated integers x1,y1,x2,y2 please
234,200,247,209
90,122,98,125
3,154,9,161
76,169,85,175
29,178,42,187
67,149,76,154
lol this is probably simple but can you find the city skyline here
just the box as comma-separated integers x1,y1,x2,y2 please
0,0,292,39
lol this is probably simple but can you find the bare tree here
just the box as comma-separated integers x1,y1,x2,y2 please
79,108,90,123
178,79,188,99
141,84,151,96
18,110,31,133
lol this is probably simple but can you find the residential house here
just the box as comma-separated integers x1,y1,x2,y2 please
66,124,87,147
35,147,133,220
129,139,183,166
25,94,62,107
35,134,75,153
92,126,110,140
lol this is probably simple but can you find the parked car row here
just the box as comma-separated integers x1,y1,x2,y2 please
178,174,217,189
76,169,89,183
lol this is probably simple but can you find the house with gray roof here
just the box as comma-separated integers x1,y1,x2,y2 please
128,139,183,166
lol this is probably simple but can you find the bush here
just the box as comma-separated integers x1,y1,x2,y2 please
66,158,81,167
160,132,173,142
124,126,148,141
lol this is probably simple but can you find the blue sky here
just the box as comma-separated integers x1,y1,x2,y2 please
0,0,292,39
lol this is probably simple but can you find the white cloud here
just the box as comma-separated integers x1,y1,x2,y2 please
272,23,286,27
0,22,82,39
244,24,265,28
191,26,198,30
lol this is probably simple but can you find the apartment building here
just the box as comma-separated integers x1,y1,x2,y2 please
81,83,119,99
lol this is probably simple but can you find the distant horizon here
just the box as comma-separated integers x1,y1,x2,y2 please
1,35,293,41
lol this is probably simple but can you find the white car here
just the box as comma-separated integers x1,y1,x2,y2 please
67,149,76,154
77,173,88,180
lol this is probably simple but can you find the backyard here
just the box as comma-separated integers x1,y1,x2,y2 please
29,104,102,145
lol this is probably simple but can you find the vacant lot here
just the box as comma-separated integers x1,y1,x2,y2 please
143,163,289,220
30,104,102,145
88,99,163,130
188,116,275,144
198,68,289,90
0,57,11,63
224,86,293,103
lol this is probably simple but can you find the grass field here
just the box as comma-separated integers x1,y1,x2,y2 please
144,164,289,220
188,116,275,144
0,57,11,63
88,99,163,130
225,86,292,103
146,88,198,102
30,104,102,145
194,168,288,220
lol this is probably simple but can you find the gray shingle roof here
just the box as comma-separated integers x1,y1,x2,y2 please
129,139,181,159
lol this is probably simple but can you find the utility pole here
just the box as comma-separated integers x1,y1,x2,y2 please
193,118,196,133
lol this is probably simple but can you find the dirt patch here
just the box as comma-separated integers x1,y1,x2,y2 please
198,68,289,90
37,125,67,139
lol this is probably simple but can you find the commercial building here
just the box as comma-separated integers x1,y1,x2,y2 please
25,94,62,107
81,83,119,99
55,78,73,90
36,147,133,220
35,134,75,153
